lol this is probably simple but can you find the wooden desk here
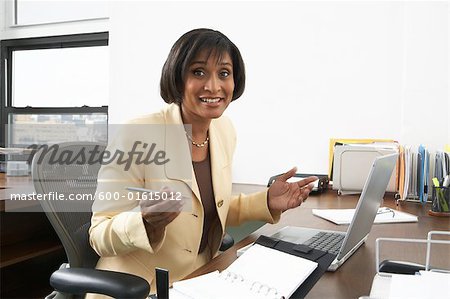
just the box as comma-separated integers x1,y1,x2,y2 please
189,189,450,299
0,173,65,298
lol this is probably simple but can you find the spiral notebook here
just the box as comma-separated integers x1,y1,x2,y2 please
170,243,318,299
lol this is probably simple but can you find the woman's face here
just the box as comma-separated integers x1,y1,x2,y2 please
181,50,235,123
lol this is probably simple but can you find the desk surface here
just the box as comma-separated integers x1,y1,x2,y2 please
189,189,450,299
0,173,36,211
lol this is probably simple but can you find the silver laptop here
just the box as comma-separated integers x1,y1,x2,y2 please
271,153,398,271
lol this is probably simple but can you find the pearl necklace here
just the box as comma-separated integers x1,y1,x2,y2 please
185,132,209,148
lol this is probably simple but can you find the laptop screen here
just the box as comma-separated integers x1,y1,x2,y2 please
338,153,398,259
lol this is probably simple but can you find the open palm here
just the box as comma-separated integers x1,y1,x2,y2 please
267,167,317,212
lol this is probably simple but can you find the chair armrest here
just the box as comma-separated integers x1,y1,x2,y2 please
219,233,235,251
379,260,425,275
50,268,150,299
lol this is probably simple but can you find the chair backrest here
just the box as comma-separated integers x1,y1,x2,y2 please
32,142,106,269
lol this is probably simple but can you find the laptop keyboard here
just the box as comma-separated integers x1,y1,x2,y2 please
302,232,345,255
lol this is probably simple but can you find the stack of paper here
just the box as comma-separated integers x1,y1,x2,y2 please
312,208,418,225
388,271,450,299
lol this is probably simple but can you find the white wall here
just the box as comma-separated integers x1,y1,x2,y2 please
399,2,448,150
2,1,447,185
109,1,448,184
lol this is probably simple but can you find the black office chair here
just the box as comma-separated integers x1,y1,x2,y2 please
32,142,150,299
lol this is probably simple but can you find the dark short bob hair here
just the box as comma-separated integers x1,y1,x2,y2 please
160,28,245,105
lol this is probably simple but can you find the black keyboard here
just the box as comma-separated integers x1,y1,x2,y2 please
302,232,345,255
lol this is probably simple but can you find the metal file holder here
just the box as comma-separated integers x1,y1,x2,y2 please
375,230,450,277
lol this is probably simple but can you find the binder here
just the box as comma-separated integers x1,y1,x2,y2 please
398,145,406,200
414,145,431,203
171,235,335,299
254,235,337,298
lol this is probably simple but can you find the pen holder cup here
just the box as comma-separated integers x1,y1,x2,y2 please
429,186,450,216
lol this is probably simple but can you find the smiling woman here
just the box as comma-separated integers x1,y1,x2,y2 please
88,28,317,297
159,29,246,163
181,50,235,139
160,29,246,106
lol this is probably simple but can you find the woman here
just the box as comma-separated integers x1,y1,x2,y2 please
89,28,317,295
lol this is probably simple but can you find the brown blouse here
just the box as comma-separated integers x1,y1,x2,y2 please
192,150,219,253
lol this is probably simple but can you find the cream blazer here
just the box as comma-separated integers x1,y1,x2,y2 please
89,104,280,296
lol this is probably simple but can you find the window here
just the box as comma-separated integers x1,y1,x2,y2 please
12,46,109,107
13,0,109,26
0,32,109,151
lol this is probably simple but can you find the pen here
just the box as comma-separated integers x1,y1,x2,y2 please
431,178,442,212
432,178,440,188
431,178,449,212
377,207,395,218
443,175,450,188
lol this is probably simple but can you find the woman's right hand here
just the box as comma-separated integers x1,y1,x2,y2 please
139,187,184,245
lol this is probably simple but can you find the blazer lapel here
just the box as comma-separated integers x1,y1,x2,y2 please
163,104,201,201
209,120,231,227
162,103,232,227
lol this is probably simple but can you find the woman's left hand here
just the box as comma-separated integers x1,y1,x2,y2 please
267,167,318,212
